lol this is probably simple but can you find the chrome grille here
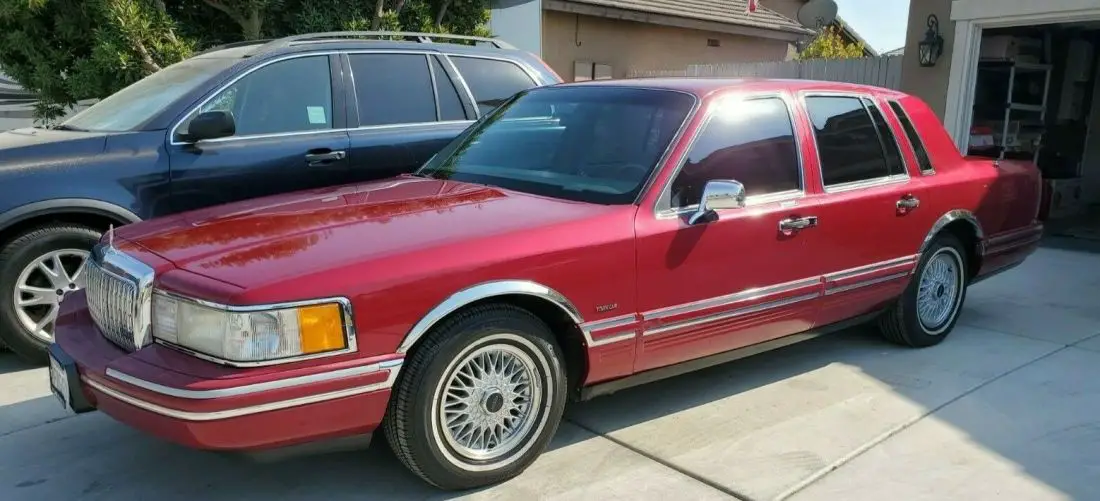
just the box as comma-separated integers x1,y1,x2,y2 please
85,244,155,352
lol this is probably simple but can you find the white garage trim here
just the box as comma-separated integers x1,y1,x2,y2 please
943,0,1100,152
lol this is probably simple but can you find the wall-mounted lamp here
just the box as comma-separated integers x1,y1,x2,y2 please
918,14,944,67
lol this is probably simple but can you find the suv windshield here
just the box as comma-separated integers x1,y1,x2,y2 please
417,86,696,204
60,56,239,132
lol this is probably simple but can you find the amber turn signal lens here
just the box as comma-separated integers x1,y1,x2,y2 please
297,304,347,354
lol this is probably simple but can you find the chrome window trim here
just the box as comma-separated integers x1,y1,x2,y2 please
84,363,400,422
425,53,442,121
151,290,359,368
168,49,491,145
438,54,481,118
106,358,402,400
887,98,936,175
168,51,341,146
657,189,803,219
799,91,913,193
651,91,807,216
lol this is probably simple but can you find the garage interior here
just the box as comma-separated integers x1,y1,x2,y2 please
966,22,1100,240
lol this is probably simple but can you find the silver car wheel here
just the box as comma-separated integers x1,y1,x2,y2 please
431,333,550,469
13,249,90,343
916,247,964,334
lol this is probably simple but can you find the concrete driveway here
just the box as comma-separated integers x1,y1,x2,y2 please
2,240,1098,501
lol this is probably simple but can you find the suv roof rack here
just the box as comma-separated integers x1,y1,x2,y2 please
194,39,273,57
256,31,516,52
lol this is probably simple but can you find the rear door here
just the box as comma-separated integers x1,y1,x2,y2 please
167,53,352,213
342,52,474,180
794,92,936,326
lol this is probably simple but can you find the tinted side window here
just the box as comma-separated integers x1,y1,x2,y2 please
450,56,537,115
431,56,467,121
889,100,934,172
180,55,333,138
863,98,906,176
349,53,436,126
805,96,890,186
670,98,801,208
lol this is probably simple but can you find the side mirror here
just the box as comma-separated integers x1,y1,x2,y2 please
182,111,235,142
688,180,746,225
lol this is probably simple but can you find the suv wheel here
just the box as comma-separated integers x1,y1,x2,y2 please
878,233,968,348
384,304,567,490
0,224,101,364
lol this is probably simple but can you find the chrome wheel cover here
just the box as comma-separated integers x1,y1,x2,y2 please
430,333,551,470
917,247,963,334
13,249,90,343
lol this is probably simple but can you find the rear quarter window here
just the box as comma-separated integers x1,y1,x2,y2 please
888,100,935,173
449,56,538,116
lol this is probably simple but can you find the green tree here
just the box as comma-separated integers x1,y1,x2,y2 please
797,25,865,60
0,0,491,122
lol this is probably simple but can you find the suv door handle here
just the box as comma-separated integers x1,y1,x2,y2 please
305,150,346,165
897,194,920,212
779,216,818,233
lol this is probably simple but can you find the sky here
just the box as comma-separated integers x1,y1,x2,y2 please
833,0,911,53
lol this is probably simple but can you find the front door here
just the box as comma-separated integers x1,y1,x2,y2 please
793,93,937,326
635,94,823,373
167,53,351,213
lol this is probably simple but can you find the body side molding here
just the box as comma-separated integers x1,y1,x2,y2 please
396,280,585,354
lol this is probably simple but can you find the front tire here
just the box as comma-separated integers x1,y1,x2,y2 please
384,304,567,490
878,234,968,348
0,224,100,364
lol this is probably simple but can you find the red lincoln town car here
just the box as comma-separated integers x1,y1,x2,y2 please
48,78,1043,489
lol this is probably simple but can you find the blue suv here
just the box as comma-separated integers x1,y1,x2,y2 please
0,31,561,363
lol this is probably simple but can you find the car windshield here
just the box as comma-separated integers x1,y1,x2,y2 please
417,86,697,204
60,56,240,132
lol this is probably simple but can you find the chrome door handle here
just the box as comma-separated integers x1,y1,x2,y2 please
305,150,347,165
779,216,818,232
897,194,920,211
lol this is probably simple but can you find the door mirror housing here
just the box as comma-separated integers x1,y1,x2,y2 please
689,180,747,225
182,111,236,142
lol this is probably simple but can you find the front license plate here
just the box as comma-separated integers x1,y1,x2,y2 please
49,353,71,411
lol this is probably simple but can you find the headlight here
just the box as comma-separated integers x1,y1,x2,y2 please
151,292,350,364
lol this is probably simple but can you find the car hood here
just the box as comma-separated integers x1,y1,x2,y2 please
117,176,615,290
0,127,110,167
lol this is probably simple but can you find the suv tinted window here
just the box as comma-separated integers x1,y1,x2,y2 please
864,98,906,176
179,55,333,138
350,53,437,126
670,97,801,208
450,56,537,115
431,56,468,121
889,100,934,172
805,96,895,187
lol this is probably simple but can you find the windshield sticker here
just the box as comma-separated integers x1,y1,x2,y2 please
307,106,327,124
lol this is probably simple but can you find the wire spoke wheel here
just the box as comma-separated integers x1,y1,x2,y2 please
435,342,542,463
916,248,963,333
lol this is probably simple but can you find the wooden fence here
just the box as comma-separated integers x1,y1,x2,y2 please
629,55,904,90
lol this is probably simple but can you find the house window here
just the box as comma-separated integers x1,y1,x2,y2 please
574,61,613,82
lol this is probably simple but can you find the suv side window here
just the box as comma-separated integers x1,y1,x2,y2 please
178,55,333,138
888,100,934,173
449,56,537,115
349,53,439,126
669,97,801,208
430,55,468,121
805,95,902,187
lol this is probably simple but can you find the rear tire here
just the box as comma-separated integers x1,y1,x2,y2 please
0,224,101,364
384,304,567,490
878,234,968,348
